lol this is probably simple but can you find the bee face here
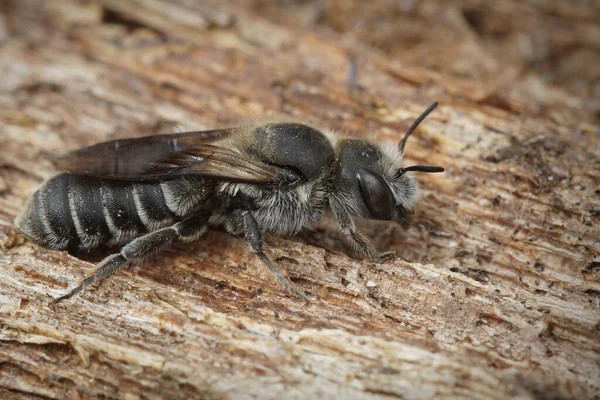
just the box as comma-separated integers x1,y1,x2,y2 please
333,139,416,226
333,102,444,227
385,166,418,227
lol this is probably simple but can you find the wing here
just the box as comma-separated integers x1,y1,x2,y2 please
54,129,300,187
146,144,300,187
54,129,232,178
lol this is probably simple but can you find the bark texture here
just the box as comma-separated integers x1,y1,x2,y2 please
0,1,599,399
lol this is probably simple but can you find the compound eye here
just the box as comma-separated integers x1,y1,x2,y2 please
356,169,395,220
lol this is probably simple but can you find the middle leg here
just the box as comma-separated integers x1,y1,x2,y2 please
233,210,308,301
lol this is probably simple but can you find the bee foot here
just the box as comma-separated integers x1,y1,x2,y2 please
376,251,396,263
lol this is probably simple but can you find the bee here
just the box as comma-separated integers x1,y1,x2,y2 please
15,102,444,304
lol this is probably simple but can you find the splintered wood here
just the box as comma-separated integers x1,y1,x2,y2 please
0,1,598,399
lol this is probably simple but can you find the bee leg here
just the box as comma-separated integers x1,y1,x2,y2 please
329,197,396,263
49,215,208,306
235,211,308,301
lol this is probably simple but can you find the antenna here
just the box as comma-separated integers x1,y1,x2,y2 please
398,101,438,154
402,165,445,173
395,165,445,178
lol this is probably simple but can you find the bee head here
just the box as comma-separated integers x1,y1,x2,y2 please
333,102,443,226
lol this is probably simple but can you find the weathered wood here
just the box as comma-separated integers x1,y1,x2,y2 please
0,0,598,399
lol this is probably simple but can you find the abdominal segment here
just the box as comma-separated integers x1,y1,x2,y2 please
15,174,212,251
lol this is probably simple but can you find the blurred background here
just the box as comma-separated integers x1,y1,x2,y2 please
242,0,600,126
2,0,599,127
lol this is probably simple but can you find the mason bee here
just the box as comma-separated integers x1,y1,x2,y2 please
15,102,444,304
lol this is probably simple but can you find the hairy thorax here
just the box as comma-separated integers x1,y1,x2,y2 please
218,173,331,236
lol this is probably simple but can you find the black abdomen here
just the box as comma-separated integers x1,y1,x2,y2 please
15,174,211,251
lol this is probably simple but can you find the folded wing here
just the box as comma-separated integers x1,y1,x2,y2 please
54,129,299,188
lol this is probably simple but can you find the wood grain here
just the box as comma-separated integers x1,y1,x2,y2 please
0,1,598,399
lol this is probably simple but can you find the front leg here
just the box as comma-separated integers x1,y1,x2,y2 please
50,214,209,305
233,210,308,301
329,197,395,263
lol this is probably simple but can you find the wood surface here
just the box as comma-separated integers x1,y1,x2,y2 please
0,0,599,399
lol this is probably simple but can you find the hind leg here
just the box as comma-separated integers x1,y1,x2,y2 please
50,214,208,305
